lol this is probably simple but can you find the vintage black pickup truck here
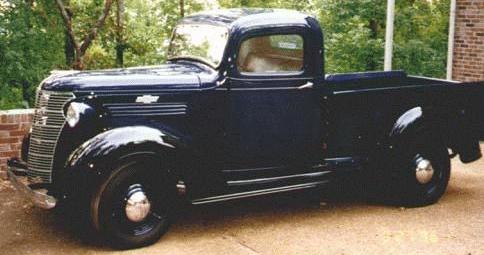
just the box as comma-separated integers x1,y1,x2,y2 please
7,8,484,248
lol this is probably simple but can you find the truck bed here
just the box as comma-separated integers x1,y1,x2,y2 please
322,71,484,157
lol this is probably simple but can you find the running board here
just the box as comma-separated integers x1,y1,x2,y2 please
190,181,328,205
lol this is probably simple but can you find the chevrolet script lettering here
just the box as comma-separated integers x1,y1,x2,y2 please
136,95,159,104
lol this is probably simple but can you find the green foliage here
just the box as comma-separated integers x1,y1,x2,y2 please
0,0,451,110
315,0,386,73
393,0,449,77
315,0,449,76
219,0,449,77
0,0,66,109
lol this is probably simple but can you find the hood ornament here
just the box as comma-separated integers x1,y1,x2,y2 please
136,95,159,104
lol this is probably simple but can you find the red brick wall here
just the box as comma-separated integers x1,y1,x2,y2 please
0,110,34,179
452,0,484,82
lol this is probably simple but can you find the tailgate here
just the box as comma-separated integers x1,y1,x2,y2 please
463,81,484,140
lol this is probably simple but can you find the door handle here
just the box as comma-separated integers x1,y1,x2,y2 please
297,81,314,90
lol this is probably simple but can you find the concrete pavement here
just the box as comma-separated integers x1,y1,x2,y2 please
0,144,483,255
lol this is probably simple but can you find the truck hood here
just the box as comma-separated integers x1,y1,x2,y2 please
41,63,210,92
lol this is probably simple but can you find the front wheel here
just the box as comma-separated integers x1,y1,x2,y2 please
90,159,174,249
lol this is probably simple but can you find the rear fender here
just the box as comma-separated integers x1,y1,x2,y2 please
389,107,481,163
389,107,425,143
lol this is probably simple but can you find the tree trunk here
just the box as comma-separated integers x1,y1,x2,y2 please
65,31,75,66
55,0,113,70
115,0,125,67
366,19,378,70
369,19,378,38
179,0,184,17
73,51,84,70
63,1,75,66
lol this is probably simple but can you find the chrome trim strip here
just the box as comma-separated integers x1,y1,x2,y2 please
221,164,329,173
110,112,186,117
408,75,460,83
191,181,328,205
226,171,331,186
28,152,54,158
332,83,449,95
221,166,284,173
228,87,304,91
104,102,187,107
32,123,64,128
105,102,188,117
39,90,76,95
325,157,354,162
228,77,312,82
40,109,64,114
29,138,56,144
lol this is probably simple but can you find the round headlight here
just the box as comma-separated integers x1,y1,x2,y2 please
65,103,81,127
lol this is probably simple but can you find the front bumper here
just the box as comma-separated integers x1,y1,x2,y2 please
7,158,57,209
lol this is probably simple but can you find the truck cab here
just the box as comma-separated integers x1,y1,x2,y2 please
7,8,483,249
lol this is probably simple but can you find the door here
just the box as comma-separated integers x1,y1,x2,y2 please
219,33,325,188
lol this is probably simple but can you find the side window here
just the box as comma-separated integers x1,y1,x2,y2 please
237,34,304,74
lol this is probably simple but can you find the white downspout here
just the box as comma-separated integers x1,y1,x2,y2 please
446,0,457,80
384,0,395,71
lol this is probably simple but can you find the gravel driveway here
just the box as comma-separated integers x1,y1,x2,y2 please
1,144,483,255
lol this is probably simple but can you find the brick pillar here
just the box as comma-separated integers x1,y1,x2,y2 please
452,0,484,82
0,109,34,179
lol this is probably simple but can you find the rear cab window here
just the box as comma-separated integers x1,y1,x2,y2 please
237,34,304,75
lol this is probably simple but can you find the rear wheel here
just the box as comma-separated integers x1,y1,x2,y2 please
90,158,175,249
375,140,451,207
398,145,450,207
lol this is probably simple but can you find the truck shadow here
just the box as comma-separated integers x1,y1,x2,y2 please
41,174,477,251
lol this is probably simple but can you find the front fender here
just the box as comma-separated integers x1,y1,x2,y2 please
67,126,178,169
58,126,183,199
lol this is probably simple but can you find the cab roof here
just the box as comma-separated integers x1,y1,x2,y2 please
180,8,314,29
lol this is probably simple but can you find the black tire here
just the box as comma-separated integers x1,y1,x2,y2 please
385,141,451,207
401,143,450,207
90,158,175,249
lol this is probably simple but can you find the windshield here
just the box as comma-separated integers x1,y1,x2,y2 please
168,23,229,68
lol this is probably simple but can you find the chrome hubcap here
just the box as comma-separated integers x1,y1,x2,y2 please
415,159,434,184
125,184,151,222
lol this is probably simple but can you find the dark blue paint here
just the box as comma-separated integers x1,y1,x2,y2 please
41,63,208,92
12,8,483,203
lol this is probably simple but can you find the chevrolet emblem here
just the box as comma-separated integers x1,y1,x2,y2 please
136,95,159,104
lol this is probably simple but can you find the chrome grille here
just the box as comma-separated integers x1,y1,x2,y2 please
28,90,74,183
